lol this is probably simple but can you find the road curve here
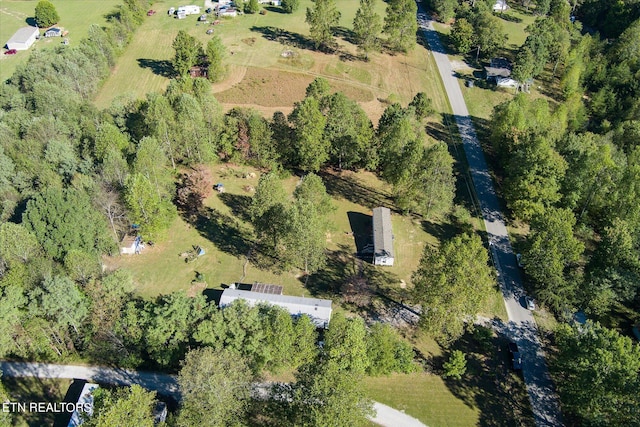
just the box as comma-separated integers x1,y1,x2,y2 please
0,361,426,427
416,6,563,427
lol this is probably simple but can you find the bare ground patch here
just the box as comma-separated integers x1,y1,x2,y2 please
215,66,373,108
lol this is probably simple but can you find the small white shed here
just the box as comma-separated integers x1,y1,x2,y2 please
6,27,39,50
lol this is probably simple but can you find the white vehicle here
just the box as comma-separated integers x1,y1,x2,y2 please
525,296,535,310
177,5,201,15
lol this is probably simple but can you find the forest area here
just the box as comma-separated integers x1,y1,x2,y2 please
0,0,639,425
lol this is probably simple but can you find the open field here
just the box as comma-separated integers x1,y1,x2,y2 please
0,0,120,83
94,0,449,122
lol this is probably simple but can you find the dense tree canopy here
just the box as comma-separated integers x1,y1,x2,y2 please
413,233,495,343
383,0,418,52
35,0,60,27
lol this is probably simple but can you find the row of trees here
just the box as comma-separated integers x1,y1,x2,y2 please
448,1,508,59
305,0,418,54
82,311,410,426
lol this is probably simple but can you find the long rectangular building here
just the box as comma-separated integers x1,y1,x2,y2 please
372,207,394,266
219,288,332,328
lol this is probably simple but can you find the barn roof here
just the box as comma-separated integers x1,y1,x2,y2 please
219,288,332,328
372,207,394,259
7,27,38,44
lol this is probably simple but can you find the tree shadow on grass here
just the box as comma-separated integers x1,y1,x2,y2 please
304,246,356,296
442,327,536,427
264,6,286,14
250,26,314,50
318,170,394,211
332,26,357,45
137,58,175,78
25,17,37,27
193,206,254,259
218,192,253,223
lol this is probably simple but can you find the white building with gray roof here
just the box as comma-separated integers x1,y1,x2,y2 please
372,207,394,266
6,27,39,51
219,288,332,328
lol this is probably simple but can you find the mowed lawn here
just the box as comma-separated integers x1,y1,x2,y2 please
106,164,435,298
0,0,120,82
364,373,480,426
94,0,450,122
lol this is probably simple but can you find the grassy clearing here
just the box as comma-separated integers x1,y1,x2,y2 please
105,165,436,299
364,372,480,426
0,0,120,82
2,376,72,427
94,0,449,122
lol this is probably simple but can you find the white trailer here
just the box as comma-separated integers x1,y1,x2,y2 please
177,5,201,15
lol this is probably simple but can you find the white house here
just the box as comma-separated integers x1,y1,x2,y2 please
372,207,394,266
6,27,39,50
493,0,509,12
220,288,333,328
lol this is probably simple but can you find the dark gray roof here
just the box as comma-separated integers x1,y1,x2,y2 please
486,57,512,78
372,207,394,259
219,288,332,327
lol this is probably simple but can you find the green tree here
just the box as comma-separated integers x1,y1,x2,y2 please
305,77,331,100
451,18,475,54
0,285,26,358
408,92,434,121
281,0,300,13
245,0,260,13
554,322,640,426
123,173,177,238
324,312,370,375
472,10,507,60
178,347,254,427
287,355,374,426
353,0,382,58
366,323,415,375
85,385,156,427
287,199,328,274
132,136,174,197
432,0,457,22
172,30,203,76
324,92,375,170
94,122,130,162
145,292,209,368
205,35,227,82
0,222,41,267
504,137,568,221
292,314,319,367
524,207,584,311
23,187,115,261
64,249,101,284
250,172,291,251
413,233,495,343
289,97,328,171
383,0,418,52
305,0,341,50
35,0,59,27
293,173,333,215
443,350,467,379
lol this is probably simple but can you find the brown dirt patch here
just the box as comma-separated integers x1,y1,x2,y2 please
187,281,207,297
215,66,373,108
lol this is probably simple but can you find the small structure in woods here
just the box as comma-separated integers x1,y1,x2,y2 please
120,235,144,255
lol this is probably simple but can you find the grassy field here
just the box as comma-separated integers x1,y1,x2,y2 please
0,0,120,83
94,0,449,122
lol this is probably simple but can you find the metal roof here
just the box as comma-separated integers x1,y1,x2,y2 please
7,27,38,44
372,207,394,259
219,288,332,327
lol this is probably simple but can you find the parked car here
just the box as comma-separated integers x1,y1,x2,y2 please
508,342,522,370
4,49,17,55
516,253,524,268
525,296,535,310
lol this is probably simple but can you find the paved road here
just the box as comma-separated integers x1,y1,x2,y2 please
0,361,426,427
416,7,563,427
